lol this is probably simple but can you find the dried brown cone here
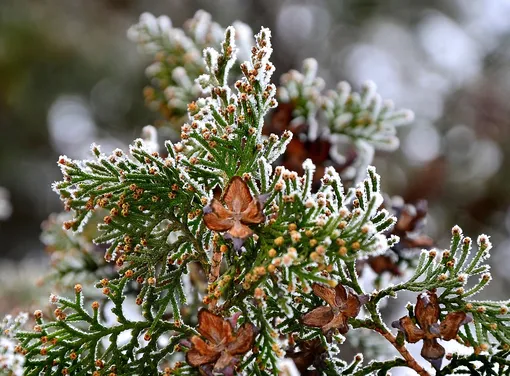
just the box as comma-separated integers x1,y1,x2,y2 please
392,290,472,370
186,309,255,375
286,338,327,375
302,283,368,334
203,177,265,250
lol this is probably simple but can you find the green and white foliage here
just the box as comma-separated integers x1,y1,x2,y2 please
14,11,510,376
1,313,27,376
278,59,414,182
278,58,324,136
128,10,253,126
41,212,112,289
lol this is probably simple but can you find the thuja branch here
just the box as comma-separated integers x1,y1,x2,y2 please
14,10,510,376
17,282,197,375
53,139,210,285
351,358,407,376
437,351,510,375
350,301,430,375
371,322,430,376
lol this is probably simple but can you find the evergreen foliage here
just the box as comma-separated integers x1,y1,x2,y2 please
6,10,510,376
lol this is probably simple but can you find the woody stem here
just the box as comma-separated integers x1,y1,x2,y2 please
347,258,429,375
207,245,224,309
377,328,430,376
365,302,430,376
209,246,223,283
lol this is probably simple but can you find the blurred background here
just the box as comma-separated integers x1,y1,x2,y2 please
1,0,510,349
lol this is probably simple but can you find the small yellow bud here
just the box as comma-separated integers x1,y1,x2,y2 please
254,288,264,299
290,231,301,243
316,245,326,256
338,247,348,256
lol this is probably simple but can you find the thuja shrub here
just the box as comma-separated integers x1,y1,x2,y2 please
8,11,510,376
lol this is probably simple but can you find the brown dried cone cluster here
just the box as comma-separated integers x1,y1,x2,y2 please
285,338,327,376
302,283,368,334
392,290,472,370
203,177,266,250
186,309,255,376
390,199,432,251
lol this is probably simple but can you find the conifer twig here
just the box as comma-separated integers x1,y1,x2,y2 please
377,328,430,376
